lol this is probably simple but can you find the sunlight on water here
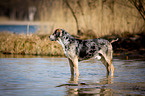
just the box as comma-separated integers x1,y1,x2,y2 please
0,55,145,96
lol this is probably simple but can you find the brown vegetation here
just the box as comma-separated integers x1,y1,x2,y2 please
0,31,145,58
104,31,145,58
0,32,64,56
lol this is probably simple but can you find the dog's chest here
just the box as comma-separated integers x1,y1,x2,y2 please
57,38,77,57
57,38,67,55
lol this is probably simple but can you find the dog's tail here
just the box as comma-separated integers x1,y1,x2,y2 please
110,38,119,44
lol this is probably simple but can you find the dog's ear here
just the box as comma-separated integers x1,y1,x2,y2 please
56,29,62,32
56,29,62,37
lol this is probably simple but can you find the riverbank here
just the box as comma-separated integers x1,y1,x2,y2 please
0,31,145,59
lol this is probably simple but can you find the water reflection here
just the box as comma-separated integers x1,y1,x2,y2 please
64,75,113,96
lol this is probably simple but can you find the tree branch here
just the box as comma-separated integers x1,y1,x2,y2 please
129,0,145,21
65,0,80,33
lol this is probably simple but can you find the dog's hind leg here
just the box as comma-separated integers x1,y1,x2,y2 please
99,44,115,77
110,60,115,77
104,54,115,77
100,55,110,76
106,45,115,77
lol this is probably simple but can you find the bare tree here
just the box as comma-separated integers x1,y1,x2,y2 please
64,0,80,34
110,0,115,32
129,0,145,21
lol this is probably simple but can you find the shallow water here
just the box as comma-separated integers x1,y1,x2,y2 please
0,54,145,96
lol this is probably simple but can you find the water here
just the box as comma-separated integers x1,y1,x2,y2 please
0,54,145,96
0,25,38,34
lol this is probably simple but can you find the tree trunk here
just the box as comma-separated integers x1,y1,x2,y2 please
111,0,115,33
65,0,80,34
99,0,103,33
129,0,145,21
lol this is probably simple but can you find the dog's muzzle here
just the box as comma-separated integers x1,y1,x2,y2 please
49,35,56,41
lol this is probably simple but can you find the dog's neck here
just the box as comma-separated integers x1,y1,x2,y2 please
57,32,74,56
57,32,74,46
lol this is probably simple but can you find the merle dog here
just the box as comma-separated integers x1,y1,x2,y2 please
49,29,118,77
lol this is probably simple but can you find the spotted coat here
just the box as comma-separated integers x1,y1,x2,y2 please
49,29,116,77
49,29,110,61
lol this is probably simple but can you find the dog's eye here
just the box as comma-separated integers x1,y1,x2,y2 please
56,32,60,37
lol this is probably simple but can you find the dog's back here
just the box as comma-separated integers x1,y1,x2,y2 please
72,38,111,61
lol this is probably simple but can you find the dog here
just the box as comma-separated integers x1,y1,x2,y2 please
49,29,118,77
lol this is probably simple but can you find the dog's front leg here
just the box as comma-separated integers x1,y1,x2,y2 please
68,58,74,76
73,57,79,76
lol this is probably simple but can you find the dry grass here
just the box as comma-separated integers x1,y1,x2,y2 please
0,32,64,56
1,31,145,57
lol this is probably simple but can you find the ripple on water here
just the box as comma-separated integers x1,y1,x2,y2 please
0,55,145,96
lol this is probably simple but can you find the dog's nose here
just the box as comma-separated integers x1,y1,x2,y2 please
49,35,54,41
49,36,51,40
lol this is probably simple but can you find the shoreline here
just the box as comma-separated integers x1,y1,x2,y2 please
0,30,145,60
0,51,145,60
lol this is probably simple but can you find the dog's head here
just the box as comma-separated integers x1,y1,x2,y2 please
49,29,63,41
